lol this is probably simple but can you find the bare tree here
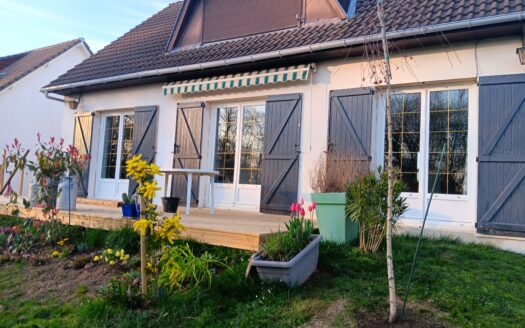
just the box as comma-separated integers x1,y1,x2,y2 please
377,0,397,323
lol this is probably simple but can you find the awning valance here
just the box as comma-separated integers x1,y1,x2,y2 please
162,64,313,95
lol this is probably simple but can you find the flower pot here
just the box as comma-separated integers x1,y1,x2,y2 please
56,176,78,211
28,183,39,207
252,234,321,287
162,197,179,213
122,204,138,218
311,192,358,244
39,180,60,210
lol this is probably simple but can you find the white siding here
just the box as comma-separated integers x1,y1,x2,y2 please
0,43,91,195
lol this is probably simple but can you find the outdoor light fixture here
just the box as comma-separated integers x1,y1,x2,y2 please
68,100,79,110
517,47,525,65
518,25,525,65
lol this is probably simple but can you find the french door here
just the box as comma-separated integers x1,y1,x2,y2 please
95,112,134,200
212,103,265,209
387,86,471,222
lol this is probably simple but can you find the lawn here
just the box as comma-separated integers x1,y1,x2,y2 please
1,216,524,328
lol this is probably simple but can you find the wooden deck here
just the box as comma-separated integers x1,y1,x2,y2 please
0,198,289,251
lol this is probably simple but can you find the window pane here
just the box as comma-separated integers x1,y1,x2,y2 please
385,93,421,193
239,105,265,184
428,89,469,195
119,114,134,179
102,116,120,179
214,107,237,183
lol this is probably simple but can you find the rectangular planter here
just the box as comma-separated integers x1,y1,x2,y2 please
252,234,321,287
311,192,358,244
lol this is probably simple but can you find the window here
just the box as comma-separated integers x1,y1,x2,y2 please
239,105,265,185
385,93,421,192
119,114,134,179
101,116,120,179
428,89,468,195
214,107,238,183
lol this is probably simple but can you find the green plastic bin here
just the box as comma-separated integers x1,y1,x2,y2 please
311,192,358,244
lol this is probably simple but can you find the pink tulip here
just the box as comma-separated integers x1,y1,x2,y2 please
311,201,317,209
308,205,313,212
290,203,296,212
299,198,304,205
299,208,305,216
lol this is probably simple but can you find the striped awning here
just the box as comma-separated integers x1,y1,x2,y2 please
162,64,313,95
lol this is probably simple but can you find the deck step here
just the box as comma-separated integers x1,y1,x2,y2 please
77,198,120,208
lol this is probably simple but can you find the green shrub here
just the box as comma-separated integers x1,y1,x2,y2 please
345,167,407,252
98,271,143,309
83,228,108,250
158,243,228,290
260,216,314,261
104,226,140,255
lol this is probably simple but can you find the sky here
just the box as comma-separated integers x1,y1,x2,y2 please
0,0,176,57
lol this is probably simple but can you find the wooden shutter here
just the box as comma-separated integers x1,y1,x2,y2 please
477,74,525,235
260,94,302,214
171,102,204,206
73,112,94,197
128,106,159,195
327,88,373,176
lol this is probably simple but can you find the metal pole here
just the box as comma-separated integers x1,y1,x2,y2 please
401,143,447,319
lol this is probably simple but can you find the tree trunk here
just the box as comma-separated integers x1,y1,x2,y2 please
377,0,397,323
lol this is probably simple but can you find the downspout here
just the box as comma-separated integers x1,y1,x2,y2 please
41,11,525,93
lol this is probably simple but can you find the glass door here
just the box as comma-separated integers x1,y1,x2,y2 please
386,92,424,219
213,103,265,209
95,113,134,199
385,87,470,222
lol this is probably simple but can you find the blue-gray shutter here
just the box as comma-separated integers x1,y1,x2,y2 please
327,88,373,174
478,74,525,235
73,112,94,197
171,102,204,206
260,93,302,214
128,106,159,195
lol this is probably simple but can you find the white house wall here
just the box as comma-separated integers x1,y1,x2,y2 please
74,36,524,236
0,43,91,196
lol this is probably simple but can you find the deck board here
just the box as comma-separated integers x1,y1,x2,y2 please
0,198,289,251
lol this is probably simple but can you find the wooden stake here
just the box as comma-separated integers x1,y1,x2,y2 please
140,195,147,296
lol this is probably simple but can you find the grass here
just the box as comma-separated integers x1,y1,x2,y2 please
75,236,525,328
0,262,78,328
1,214,524,327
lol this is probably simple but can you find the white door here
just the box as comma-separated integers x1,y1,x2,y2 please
212,103,265,210
95,112,135,200
387,87,470,222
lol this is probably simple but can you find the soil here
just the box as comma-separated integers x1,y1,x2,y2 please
303,298,454,328
1,251,118,302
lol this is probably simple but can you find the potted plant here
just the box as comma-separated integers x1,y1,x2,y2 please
26,135,88,213
161,193,179,214
251,203,320,287
121,193,138,218
309,153,369,244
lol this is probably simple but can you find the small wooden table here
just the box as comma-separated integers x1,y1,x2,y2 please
160,169,219,216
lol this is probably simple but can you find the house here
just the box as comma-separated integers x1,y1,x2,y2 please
0,39,92,195
42,0,525,248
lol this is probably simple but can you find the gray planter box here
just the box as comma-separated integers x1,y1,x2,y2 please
252,234,321,287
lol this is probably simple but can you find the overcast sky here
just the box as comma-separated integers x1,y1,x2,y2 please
0,0,175,56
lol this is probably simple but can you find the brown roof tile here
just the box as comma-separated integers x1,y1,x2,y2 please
47,0,525,89
0,39,86,92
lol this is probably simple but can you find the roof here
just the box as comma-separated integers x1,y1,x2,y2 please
0,39,88,92
45,0,525,92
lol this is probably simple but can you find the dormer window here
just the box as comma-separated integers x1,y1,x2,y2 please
168,0,350,51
